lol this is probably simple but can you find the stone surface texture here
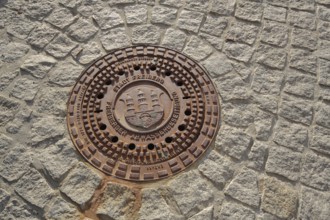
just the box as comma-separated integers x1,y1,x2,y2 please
0,1,329,219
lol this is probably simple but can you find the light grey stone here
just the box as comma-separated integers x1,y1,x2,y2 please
10,77,39,101
0,134,12,158
59,0,82,9
132,25,161,45
289,10,316,30
61,162,102,208
201,14,228,37
0,96,20,126
222,102,255,127
185,0,210,12
97,183,135,220
254,109,274,141
0,198,40,220
316,0,330,4
68,18,98,42
224,42,254,63
252,65,284,95
20,55,56,79
177,10,204,33
225,168,260,208
139,188,184,220
151,6,177,25
0,42,29,63
167,170,214,217
199,33,224,51
247,141,267,171
77,1,103,17
160,0,184,7
5,107,32,134
301,152,330,191
27,24,58,49
183,36,213,61
0,70,18,91
198,150,235,188
124,5,147,24
261,20,288,47
30,117,65,146
137,0,155,5
319,86,330,101
25,0,54,21
315,102,330,129
279,95,313,125
311,125,330,156
261,177,298,219
6,18,36,40
15,169,53,209
266,0,288,8
100,27,131,51
266,146,301,181
93,8,123,30
235,0,263,22
290,48,317,74
0,188,10,209
45,7,76,29
256,44,287,69
216,126,253,160
49,59,83,87
161,28,187,51
284,70,316,98
218,202,255,220
210,0,236,15
292,28,317,50
108,0,135,4
289,0,315,11
72,41,103,65
202,52,233,78
254,94,278,114
46,34,78,58
189,206,213,220
45,197,81,220
299,187,330,220
319,59,330,86
319,5,330,22
232,62,253,81
264,4,287,23
226,20,259,45
273,119,308,152
319,40,330,60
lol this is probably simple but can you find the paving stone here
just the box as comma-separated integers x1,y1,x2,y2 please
283,70,316,98
161,28,187,51
225,168,260,208
202,52,232,78
45,197,81,220
252,65,284,95
0,134,13,158
0,198,40,220
301,152,330,191
290,48,317,74
72,41,103,65
316,0,330,4
25,0,54,21
224,42,254,63
6,18,36,40
279,95,313,125
216,126,253,160
266,146,301,181
45,7,76,29
311,125,330,156
299,187,330,220
46,34,78,58
235,0,263,22
124,5,147,24
256,44,287,69
319,21,330,41
218,202,255,220
0,42,29,63
254,110,274,141
199,33,224,51
183,36,213,61
266,0,288,7
20,55,56,79
289,0,315,11
160,0,184,7
215,72,251,101
137,0,155,5
100,27,131,51
198,150,235,188
139,188,184,220
30,117,65,146
0,70,17,91
185,0,210,12
49,59,83,87
0,146,31,182
77,1,103,17
167,170,214,217
97,183,136,220
318,5,330,22
93,8,123,30
226,20,259,45
247,141,267,171
5,106,31,134
0,188,10,209
68,18,98,42
177,10,204,33
315,102,330,128
254,94,278,114
319,58,330,86
200,14,227,37
289,10,316,30
0,95,20,127
59,0,81,9
188,206,213,220
222,102,255,127
319,86,330,101
15,169,53,208
27,24,58,49
273,119,308,152
261,20,288,47
261,177,298,219
10,77,39,101
264,4,287,23
210,0,236,15
291,28,318,50
319,40,330,60
231,62,253,81
132,25,161,45
151,6,177,25
60,162,102,208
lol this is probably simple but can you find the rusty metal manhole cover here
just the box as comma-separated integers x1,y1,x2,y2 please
67,46,220,181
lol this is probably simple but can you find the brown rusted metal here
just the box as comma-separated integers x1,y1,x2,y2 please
67,46,220,181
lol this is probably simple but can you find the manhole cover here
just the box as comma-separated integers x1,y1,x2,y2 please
67,46,220,181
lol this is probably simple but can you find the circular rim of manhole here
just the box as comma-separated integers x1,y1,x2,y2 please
67,45,221,182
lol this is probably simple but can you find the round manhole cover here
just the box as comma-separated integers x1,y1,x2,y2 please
67,46,220,181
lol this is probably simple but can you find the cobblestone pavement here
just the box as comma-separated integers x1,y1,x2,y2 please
0,0,330,219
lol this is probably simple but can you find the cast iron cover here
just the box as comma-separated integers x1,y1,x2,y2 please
67,46,220,181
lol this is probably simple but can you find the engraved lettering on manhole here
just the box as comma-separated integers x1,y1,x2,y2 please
67,46,220,181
